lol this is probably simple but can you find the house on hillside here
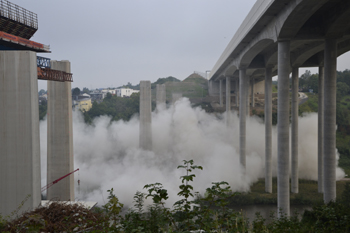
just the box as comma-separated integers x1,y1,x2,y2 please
116,88,139,97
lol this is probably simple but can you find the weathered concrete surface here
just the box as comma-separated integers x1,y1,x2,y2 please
156,84,166,110
277,41,290,217
47,60,74,201
291,67,299,194
251,77,255,107
246,77,250,116
318,66,324,193
265,67,272,193
323,39,337,203
235,78,239,106
239,69,247,169
140,81,152,151
0,51,41,217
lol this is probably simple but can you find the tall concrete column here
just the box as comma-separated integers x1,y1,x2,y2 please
323,39,337,203
251,77,255,108
226,76,231,125
291,67,299,193
265,67,273,193
0,51,41,217
47,60,74,201
246,77,250,116
219,79,223,107
239,69,247,169
140,81,152,151
156,84,166,110
277,40,290,217
318,66,324,193
235,78,239,107
172,93,182,104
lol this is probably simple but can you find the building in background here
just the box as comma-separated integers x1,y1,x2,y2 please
116,88,139,97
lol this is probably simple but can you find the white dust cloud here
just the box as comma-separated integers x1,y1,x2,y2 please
40,97,345,206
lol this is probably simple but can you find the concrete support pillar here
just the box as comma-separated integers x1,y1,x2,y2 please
265,67,273,193
291,67,299,193
47,60,74,201
235,78,239,107
318,66,324,193
0,51,41,217
251,77,255,108
277,40,290,217
140,81,152,151
323,39,337,203
239,69,247,169
246,77,250,116
226,76,231,125
219,79,223,107
156,84,166,110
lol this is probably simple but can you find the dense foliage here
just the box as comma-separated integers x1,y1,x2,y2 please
1,160,349,232
83,92,141,124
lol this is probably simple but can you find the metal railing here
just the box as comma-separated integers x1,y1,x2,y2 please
37,56,51,68
0,0,38,29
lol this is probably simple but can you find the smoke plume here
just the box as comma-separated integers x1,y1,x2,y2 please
40,98,345,207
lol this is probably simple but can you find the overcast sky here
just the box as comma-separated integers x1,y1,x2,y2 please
13,0,350,90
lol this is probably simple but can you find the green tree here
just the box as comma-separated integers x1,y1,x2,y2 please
72,87,81,96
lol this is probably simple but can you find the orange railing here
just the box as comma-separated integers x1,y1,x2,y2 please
0,30,50,51
37,67,73,82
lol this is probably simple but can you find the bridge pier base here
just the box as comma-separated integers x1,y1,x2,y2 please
291,67,299,194
47,60,74,201
239,69,247,169
0,51,41,217
277,40,291,217
265,67,273,193
318,66,324,193
323,39,337,203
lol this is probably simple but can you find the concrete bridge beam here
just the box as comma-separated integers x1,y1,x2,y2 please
239,69,247,169
265,67,273,193
291,67,299,194
323,39,337,203
277,40,291,217
318,66,324,193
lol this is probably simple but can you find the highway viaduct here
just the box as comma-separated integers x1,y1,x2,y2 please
208,0,350,217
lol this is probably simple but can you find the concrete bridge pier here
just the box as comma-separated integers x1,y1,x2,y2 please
235,78,239,107
156,84,166,110
291,67,299,194
239,69,247,169
277,40,291,217
251,77,255,108
140,81,152,151
47,60,74,201
246,77,250,116
226,76,231,125
323,39,337,203
318,66,324,193
219,79,223,107
0,51,41,217
265,66,273,193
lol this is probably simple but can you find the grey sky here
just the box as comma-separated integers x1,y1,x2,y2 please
13,0,350,90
